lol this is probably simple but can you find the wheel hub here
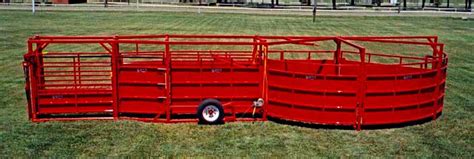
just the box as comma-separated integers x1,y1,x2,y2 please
202,105,220,122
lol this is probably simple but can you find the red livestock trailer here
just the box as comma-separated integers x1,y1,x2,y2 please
22,35,447,130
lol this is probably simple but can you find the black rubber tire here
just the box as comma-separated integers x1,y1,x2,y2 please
197,99,224,124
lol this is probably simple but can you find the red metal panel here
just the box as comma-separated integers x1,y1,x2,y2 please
117,66,167,114
266,59,359,125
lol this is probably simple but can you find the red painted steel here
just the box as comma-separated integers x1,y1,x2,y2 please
22,35,447,130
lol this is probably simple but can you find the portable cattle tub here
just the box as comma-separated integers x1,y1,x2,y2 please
22,35,447,130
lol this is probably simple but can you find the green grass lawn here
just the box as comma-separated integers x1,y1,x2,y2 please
1,10,473,157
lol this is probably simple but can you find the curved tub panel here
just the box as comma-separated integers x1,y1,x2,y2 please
363,95,444,125
362,64,447,125
267,103,356,126
266,59,447,126
267,60,359,125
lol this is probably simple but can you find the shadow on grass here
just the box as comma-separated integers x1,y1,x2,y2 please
267,112,442,130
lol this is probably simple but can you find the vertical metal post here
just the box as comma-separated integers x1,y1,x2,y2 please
33,38,44,119
24,53,32,120
36,42,45,87
356,48,366,131
334,39,341,63
26,62,35,120
432,43,439,69
432,44,444,120
73,56,79,113
262,40,269,121
334,39,341,75
77,54,81,85
280,51,284,60
252,36,258,64
27,39,38,120
165,35,171,122
111,37,119,119
32,0,35,14
33,38,44,89
428,36,438,69
135,43,139,53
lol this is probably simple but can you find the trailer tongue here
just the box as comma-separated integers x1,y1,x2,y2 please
23,35,447,130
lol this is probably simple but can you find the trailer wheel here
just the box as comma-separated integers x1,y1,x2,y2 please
197,99,224,124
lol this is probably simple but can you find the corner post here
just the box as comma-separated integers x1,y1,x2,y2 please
432,44,444,121
111,36,120,120
26,38,38,120
32,36,44,120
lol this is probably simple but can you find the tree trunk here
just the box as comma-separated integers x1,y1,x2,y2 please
350,0,354,5
469,0,472,9
313,0,317,22
403,0,407,10
276,0,279,5
271,0,274,7
332,0,336,9
104,0,108,7
307,0,311,6
422,0,425,8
